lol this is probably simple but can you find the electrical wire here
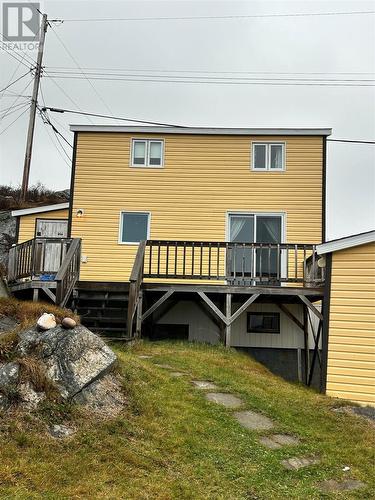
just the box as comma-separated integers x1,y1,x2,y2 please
49,24,114,116
41,105,184,127
0,70,32,93
61,10,375,22
327,139,375,144
0,103,30,135
0,100,30,121
0,77,33,121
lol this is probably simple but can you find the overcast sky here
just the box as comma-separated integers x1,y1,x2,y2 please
1,0,374,240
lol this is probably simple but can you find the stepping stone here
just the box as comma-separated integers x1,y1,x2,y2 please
192,380,218,390
234,410,274,430
317,479,366,493
259,434,300,449
170,372,185,377
205,392,243,408
154,363,174,370
138,355,153,359
282,456,320,470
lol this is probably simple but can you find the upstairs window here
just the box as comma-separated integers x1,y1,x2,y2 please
119,211,150,244
252,143,285,171
131,139,164,167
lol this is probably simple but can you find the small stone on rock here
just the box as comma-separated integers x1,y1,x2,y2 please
49,424,75,439
61,317,77,329
37,313,56,331
317,479,366,493
282,456,320,470
205,392,243,408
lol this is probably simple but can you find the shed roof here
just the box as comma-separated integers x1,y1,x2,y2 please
317,230,375,255
11,203,69,217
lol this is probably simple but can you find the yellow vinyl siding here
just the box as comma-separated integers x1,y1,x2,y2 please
71,133,323,282
18,209,69,243
326,242,375,406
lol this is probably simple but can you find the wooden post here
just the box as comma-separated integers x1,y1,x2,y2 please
33,288,39,302
303,305,310,384
135,291,143,338
225,293,232,347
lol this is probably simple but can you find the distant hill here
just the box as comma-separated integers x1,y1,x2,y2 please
0,183,70,210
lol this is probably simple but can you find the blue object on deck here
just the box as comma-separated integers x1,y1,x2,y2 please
40,274,56,281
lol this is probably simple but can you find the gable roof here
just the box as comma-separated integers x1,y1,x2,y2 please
11,203,69,217
69,125,332,136
317,230,375,255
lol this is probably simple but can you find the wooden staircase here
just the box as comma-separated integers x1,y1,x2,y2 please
72,285,129,339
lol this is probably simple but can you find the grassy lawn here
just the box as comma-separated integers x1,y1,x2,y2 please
0,340,373,499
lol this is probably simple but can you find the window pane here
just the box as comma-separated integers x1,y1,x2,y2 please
247,313,280,333
121,212,149,243
230,215,254,242
270,144,283,169
253,144,267,169
133,141,146,165
149,141,162,165
256,216,282,277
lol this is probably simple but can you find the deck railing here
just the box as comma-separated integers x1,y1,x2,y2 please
55,238,81,308
8,237,73,283
142,240,324,286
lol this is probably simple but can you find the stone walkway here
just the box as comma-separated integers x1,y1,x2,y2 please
148,357,366,493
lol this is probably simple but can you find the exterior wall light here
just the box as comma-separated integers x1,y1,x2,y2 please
76,208,85,217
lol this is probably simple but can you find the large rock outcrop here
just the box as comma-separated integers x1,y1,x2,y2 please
0,322,124,416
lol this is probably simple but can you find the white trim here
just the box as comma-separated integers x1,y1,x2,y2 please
11,203,69,217
317,230,375,255
251,142,286,171
118,210,151,245
130,138,164,168
70,125,332,136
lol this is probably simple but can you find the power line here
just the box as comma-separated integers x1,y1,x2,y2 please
49,24,114,116
45,70,375,83
46,66,375,76
0,100,30,121
37,110,72,168
38,106,73,148
61,10,375,22
43,74,375,87
0,78,33,121
0,103,30,135
327,138,375,144
0,70,32,93
42,106,184,127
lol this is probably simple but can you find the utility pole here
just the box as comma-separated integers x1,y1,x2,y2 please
20,13,48,201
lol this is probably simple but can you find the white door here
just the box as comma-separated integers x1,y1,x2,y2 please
35,219,68,273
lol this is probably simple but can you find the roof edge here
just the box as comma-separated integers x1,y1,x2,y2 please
69,125,332,136
11,202,69,217
317,230,375,255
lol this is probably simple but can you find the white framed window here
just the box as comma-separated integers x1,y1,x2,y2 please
119,211,151,244
252,142,285,171
131,139,164,167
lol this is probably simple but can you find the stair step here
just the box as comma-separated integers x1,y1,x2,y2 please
81,316,126,324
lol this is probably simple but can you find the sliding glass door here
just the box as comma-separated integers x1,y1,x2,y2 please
228,213,283,281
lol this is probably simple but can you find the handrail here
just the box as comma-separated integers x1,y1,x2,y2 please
127,241,146,338
143,240,323,286
55,238,81,307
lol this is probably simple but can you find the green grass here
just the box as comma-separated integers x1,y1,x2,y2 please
0,340,373,499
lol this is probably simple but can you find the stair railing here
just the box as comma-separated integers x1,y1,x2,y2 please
127,240,146,338
55,238,81,308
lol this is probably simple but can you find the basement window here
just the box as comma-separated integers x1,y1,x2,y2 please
131,139,164,167
119,211,150,244
247,312,280,334
252,143,285,171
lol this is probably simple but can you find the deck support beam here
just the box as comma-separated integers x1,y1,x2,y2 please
142,290,174,322
225,294,232,347
42,286,56,303
197,292,228,325
136,291,143,338
298,295,323,321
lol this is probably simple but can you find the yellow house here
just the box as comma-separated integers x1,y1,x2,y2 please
9,126,332,389
317,231,375,406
